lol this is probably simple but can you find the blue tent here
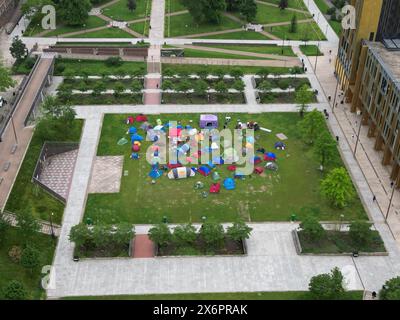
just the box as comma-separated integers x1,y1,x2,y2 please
198,166,212,176
130,152,139,160
131,134,144,143
128,127,137,135
234,172,245,179
223,178,236,190
275,142,286,149
149,169,163,179
208,161,216,169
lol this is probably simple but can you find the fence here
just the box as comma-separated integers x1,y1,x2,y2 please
32,141,79,203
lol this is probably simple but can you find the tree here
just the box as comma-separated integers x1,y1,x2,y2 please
176,79,192,101
127,0,137,12
0,62,16,91
321,167,355,208
279,0,288,10
200,221,225,249
21,0,53,19
233,79,245,92
183,0,226,24
295,84,314,117
379,276,400,300
298,109,326,144
349,221,373,249
3,280,28,300
197,69,209,80
9,36,28,64
21,246,40,275
299,216,325,241
92,81,106,97
314,131,337,168
69,223,93,248
41,96,76,125
239,0,257,22
230,68,243,79
113,82,125,98
215,80,228,95
148,223,172,248
193,79,208,97
161,79,175,91
289,14,297,33
258,79,273,92
309,267,345,300
15,213,40,244
58,0,92,26
131,79,142,93
226,220,252,242
173,223,197,247
226,0,241,11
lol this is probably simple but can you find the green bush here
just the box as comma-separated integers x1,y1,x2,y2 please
349,221,374,249
299,217,326,241
148,223,173,248
2,280,28,300
173,224,197,247
105,56,123,67
200,222,225,249
380,277,400,300
309,267,345,300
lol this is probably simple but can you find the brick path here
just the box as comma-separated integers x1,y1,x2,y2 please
40,149,79,200
133,235,155,258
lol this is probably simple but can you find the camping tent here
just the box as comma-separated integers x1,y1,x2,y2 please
251,156,262,165
131,134,144,143
136,114,148,122
210,183,221,193
212,171,220,181
198,166,212,176
264,152,276,161
168,167,196,179
223,178,236,190
254,167,264,174
265,162,278,171
275,142,286,150
148,169,163,179
128,127,137,135
200,114,218,129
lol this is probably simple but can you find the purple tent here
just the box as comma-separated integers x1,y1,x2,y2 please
200,114,218,129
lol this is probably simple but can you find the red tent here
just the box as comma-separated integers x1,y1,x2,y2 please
132,144,140,152
126,116,134,124
136,114,148,122
210,183,221,193
227,165,237,171
254,167,264,175
168,163,182,169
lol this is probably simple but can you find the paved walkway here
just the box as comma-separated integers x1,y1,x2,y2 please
0,55,55,212
133,235,155,258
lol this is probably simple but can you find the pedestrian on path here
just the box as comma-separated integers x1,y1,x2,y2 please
336,136,339,142
373,195,376,202
372,291,377,299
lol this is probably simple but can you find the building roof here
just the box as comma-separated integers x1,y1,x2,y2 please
367,41,400,91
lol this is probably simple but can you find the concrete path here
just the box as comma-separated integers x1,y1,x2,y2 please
243,75,258,105
0,55,55,212
149,0,165,45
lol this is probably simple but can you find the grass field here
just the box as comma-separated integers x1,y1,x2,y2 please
300,44,323,56
269,22,326,41
102,0,151,22
197,44,296,57
63,290,364,300
66,27,134,38
0,227,56,300
182,48,269,60
197,30,271,40
84,113,367,225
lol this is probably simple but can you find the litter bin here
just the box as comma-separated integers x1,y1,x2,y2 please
290,214,297,222
352,251,359,257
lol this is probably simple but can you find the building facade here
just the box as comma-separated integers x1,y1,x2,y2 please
335,0,384,107
376,0,400,41
354,42,400,185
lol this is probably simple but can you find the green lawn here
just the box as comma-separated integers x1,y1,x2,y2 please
312,0,343,36
66,27,134,38
63,290,364,300
251,2,311,24
260,0,307,10
167,13,241,37
84,113,367,225
300,44,323,56
129,20,150,36
182,48,269,60
162,64,294,76
197,30,271,40
5,120,83,224
25,15,107,37
54,59,146,76
166,0,187,13
270,21,326,40
102,0,151,21
198,44,296,57
0,227,56,300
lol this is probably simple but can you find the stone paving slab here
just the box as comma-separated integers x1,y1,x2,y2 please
88,156,124,194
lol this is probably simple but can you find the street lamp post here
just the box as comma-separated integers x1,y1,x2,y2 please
49,212,55,238
314,42,320,73
385,182,396,222
10,116,18,145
